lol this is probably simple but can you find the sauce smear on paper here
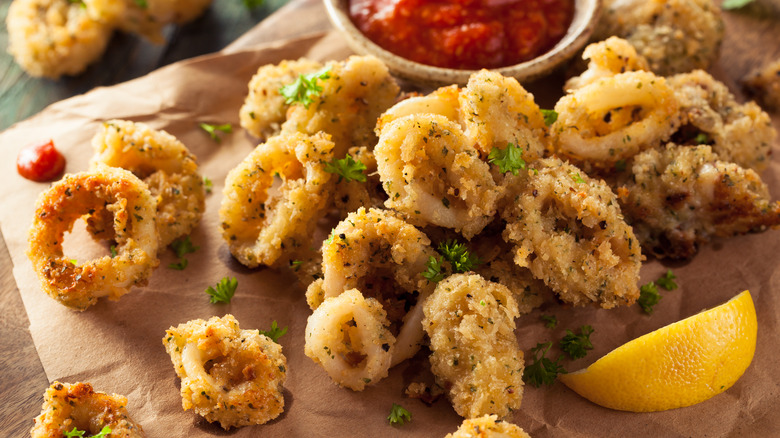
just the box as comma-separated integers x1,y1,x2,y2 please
349,0,575,69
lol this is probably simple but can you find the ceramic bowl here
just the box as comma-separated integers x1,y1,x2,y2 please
323,0,601,87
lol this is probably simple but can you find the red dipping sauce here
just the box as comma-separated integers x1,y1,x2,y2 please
349,0,575,70
17,139,66,182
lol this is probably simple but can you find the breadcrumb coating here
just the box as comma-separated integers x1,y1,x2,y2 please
445,415,531,438
31,381,145,438
743,58,780,112
163,314,287,429
83,0,212,43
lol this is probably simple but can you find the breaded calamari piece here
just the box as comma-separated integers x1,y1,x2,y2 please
617,144,780,259
163,314,287,430
565,37,650,91
84,0,212,43
595,0,724,76
333,146,387,217
239,58,324,140
6,0,113,78
501,158,642,309
89,119,205,247
281,55,400,158
423,274,524,419
445,415,531,438
743,58,780,112
669,70,776,172
219,132,335,268
31,381,145,437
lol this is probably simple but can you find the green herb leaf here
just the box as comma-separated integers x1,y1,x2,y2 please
438,239,481,273
203,176,213,194
541,314,558,329
559,325,594,359
656,269,678,291
133,0,147,8
571,172,586,184
289,260,303,271
199,122,232,143
541,109,559,126
109,245,117,258
206,277,238,304
422,255,445,283
279,67,332,109
638,281,661,314
64,427,85,438
522,342,567,387
93,426,112,438
387,403,412,426
168,236,198,270
242,0,264,8
260,320,288,343
69,259,78,265
324,154,367,183
694,133,710,144
722,0,754,9
488,142,526,175
168,258,188,270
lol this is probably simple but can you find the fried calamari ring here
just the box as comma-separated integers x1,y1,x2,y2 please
552,71,680,169
617,144,780,259
83,0,212,43
27,165,159,311
163,314,287,429
319,207,437,365
423,274,524,419
375,114,503,239
375,85,462,135
281,55,400,158
220,132,335,268
501,158,642,309
89,119,205,247
6,0,113,78
669,70,776,172
565,37,650,91
239,58,324,140
304,289,395,391
445,415,531,438
31,381,145,437
459,70,548,162
743,58,780,112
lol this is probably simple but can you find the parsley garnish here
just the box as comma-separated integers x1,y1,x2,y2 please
168,236,198,270
438,239,481,273
242,0,264,8
69,259,78,265
387,403,412,426
488,142,526,175
560,325,594,359
64,426,112,438
638,281,661,314
133,0,147,8
206,277,238,304
203,176,213,194
523,342,567,387
279,67,332,109
541,109,558,126
260,320,288,343
199,122,232,143
422,256,446,283
109,245,117,258
694,133,710,144
571,172,586,184
722,0,754,9
656,269,678,291
541,314,558,329
289,260,303,271
324,154,367,183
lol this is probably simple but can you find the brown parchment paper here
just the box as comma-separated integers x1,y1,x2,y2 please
1,1,779,436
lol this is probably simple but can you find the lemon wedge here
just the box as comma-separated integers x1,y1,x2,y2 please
559,290,757,412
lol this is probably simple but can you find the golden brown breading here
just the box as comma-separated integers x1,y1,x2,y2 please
239,58,324,140
27,165,159,311
89,119,205,247
743,58,780,112
666,70,777,173
163,314,287,430
445,415,531,438
423,274,524,419
6,0,113,78
304,288,395,390
595,0,724,76
31,381,145,438
617,144,780,259
83,0,212,43
219,132,335,268
565,37,650,91
501,158,642,309
281,55,400,158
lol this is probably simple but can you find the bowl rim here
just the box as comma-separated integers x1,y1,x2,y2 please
323,0,602,85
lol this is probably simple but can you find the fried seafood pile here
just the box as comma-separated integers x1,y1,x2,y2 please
27,120,205,310
6,0,213,78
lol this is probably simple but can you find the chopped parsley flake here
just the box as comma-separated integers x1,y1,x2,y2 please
523,342,567,387
280,67,332,109
387,403,412,426
199,122,232,143
541,109,559,126
206,277,238,304
259,320,288,343
541,314,558,329
559,325,594,359
656,269,678,291
324,154,367,183
488,142,526,175
638,281,661,314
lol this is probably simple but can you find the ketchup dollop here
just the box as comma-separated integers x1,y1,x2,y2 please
349,0,575,70
17,139,66,182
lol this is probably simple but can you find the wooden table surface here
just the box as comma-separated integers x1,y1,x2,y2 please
0,0,287,434
2,1,779,436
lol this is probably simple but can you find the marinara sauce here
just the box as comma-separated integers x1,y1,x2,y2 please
349,0,575,70
17,139,66,182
